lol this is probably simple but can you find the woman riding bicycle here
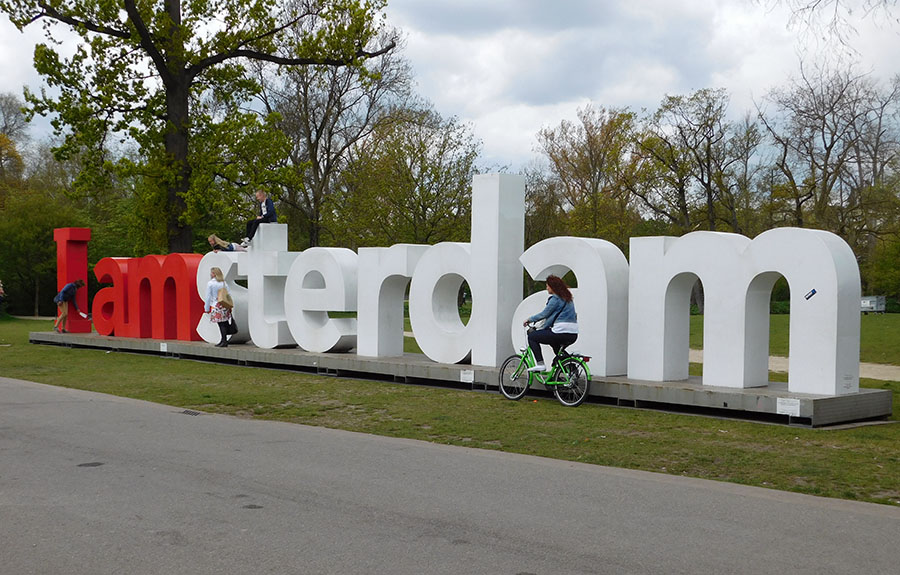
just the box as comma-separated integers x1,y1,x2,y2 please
524,275,577,373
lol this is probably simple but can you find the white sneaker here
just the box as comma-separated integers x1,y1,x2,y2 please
526,363,546,373
240,238,250,247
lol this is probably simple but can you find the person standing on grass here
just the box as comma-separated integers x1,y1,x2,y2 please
523,275,578,373
53,279,85,333
241,189,277,247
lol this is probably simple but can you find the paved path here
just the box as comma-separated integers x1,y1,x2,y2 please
1,376,899,575
405,331,900,381
688,349,900,380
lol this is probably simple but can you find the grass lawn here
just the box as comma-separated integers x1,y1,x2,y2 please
690,313,900,364
2,314,899,507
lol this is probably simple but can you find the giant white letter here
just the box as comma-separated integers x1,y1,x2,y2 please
408,174,525,365
285,247,357,353
357,244,428,357
238,224,298,349
627,229,860,395
512,237,629,376
196,250,249,344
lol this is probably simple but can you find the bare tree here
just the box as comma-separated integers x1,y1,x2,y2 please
258,29,412,248
717,113,764,235
658,89,734,231
769,0,899,46
758,63,900,260
630,89,760,234
759,64,872,227
0,92,27,143
844,75,900,192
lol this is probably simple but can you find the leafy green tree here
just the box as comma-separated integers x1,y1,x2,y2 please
0,0,396,253
522,161,568,248
175,107,293,253
628,124,696,233
0,190,84,316
332,104,480,247
862,226,900,299
0,92,27,209
26,140,144,260
535,105,640,249
0,134,25,184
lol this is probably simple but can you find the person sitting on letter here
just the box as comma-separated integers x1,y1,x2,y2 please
241,189,277,247
208,234,247,252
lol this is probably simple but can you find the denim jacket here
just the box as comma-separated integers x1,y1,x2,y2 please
527,294,577,331
53,282,81,311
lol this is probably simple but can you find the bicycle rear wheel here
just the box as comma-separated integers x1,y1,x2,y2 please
498,354,530,400
553,358,590,407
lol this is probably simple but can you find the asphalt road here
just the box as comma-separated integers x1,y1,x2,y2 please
1,376,898,575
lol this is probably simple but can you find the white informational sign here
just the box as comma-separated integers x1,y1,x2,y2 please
776,397,802,417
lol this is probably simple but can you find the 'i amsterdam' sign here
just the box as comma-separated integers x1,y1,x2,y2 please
54,174,861,397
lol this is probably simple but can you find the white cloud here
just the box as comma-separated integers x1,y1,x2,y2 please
2,2,899,172
0,15,44,93
387,1,900,171
1,14,85,143
473,99,591,169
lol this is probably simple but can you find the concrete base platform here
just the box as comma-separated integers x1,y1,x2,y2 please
30,331,893,427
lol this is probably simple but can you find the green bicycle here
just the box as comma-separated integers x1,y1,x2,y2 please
498,326,592,407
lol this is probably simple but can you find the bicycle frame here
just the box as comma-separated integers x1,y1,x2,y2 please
514,344,572,387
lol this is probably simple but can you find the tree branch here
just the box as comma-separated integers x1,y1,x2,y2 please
231,11,315,52
122,0,172,86
34,2,130,39
188,39,396,79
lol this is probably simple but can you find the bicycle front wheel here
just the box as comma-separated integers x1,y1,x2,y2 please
498,354,530,400
553,358,590,407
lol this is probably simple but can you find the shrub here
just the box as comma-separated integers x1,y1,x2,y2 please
770,301,791,314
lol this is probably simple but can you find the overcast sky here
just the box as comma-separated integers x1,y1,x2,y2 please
2,1,899,170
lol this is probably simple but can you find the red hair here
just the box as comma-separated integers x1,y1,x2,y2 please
545,275,572,302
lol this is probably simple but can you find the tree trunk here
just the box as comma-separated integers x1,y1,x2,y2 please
691,279,704,314
308,199,321,247
165,76,194,253
164,1,193,254
33,277,40,317
678,185,691,230
308,219,320,247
